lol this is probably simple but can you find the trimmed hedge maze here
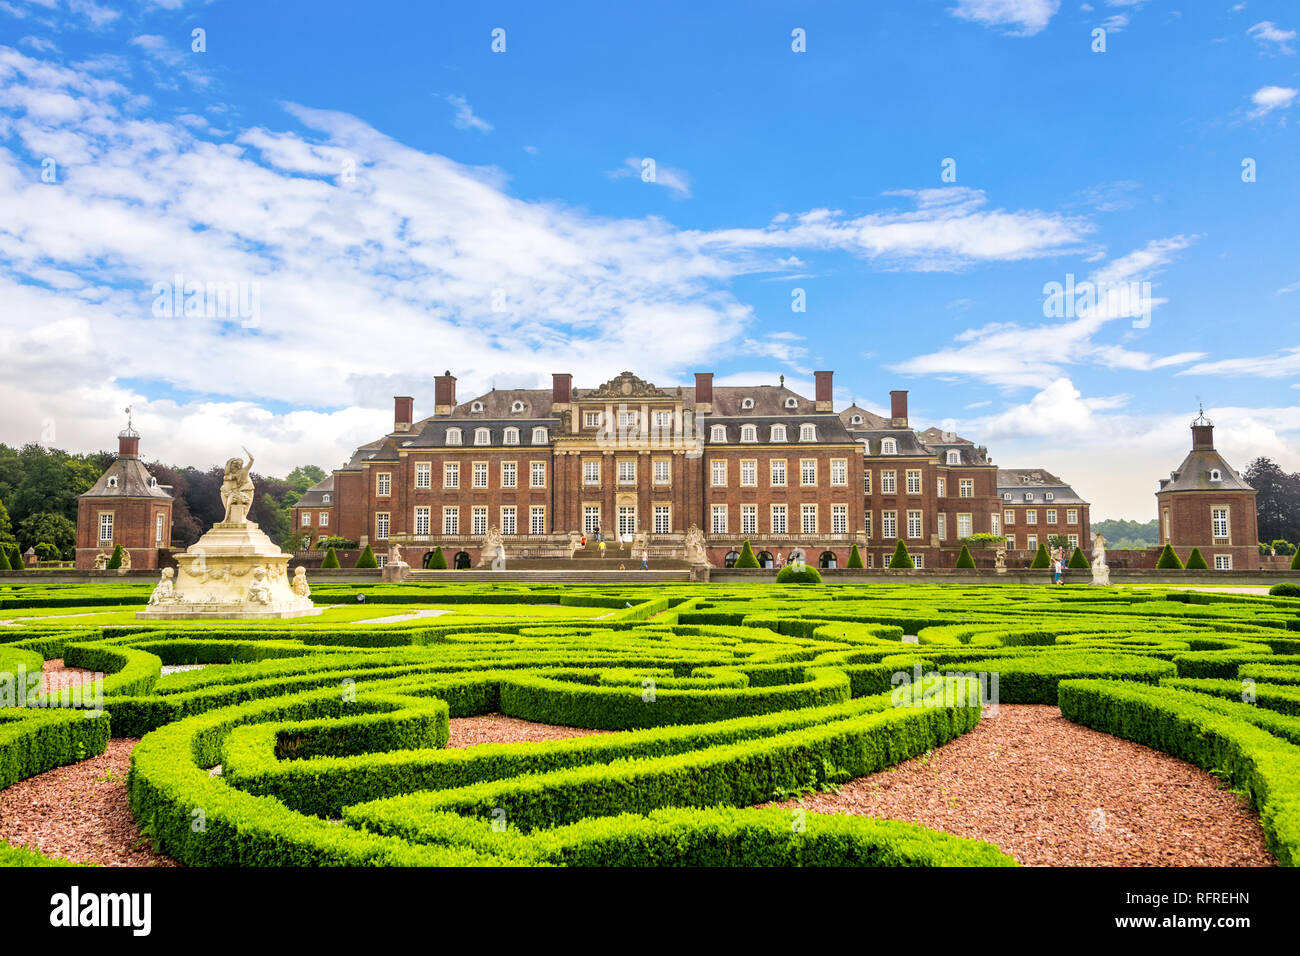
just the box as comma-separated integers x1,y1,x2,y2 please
3,581,1300,866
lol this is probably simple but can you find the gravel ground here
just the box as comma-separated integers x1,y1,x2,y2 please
762,704,1274,867
447,714,610,748
39,658,98,696
0,738,177,867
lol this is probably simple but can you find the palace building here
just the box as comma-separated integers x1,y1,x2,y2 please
293,370,1093,570
1156,411,1259,571
75,419,174,570
997,469,1093,557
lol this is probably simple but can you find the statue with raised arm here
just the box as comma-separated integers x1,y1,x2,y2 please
1090,533,1110,587
220,446,256,525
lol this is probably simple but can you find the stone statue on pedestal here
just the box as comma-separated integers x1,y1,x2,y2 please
684,524,710,567
994,548,1007,574
1091,533,1110,586
291,566,311,598
220,447,256,525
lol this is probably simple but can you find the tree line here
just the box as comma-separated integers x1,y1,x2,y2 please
0,442,325,560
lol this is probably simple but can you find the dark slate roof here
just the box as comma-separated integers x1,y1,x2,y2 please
917,426,974,445
80,457,172,499
997,468,1089,505
1158,450,1254,493
295,475,334,509
709,384,817,417
839,405,890,430
702,414,856,445
402,418,557,449
850,429,932,457
451,388,554,419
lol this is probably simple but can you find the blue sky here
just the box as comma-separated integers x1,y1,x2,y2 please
0,0,1297,518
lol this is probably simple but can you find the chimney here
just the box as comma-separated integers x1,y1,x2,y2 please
890,390,909,428
118,432,140,459
394,396,414,433
552,373,573,409
434,371,457,416
814,371,833,412
695,372,713,414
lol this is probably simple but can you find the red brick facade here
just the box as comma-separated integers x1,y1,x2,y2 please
75,428,174,570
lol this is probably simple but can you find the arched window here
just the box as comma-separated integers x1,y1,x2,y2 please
724,550,741,568
881,438,898,455
1024,492,1034,502
740,424,757,442
946,450,961,465
453,551,472,569
532,427,547,444
149,476,159,488
770,424,787,442
503,427,519,445
819,550,838,569
757,550,774,569
474,428,491,446
710,425,726,442
799,423,816,442
323,494,331,504
446,428,462,446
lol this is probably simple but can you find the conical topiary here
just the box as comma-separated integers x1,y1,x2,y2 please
355,544,378,569
954,544,976,569
888,539,913,569
1030,543,1050,569
846,543,864,569
1292,549,1300,571
426,546,448,570
105,544,124,570
1185,547,1209,570
6,545,22,571
1068,546,1089,569
1155,543,1184,570
321,546,341,569
0,547,10,571
735,540,760,568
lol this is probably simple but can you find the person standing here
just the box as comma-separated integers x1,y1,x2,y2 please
640,548,648,570
599,539,606,559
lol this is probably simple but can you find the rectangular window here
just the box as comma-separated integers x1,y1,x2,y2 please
1005,509,1015,524
1006,535,1016,551
375,512,390,540
864,511,872,537
1068,533,1079,548
1026,509,1038,524
653,459,670,485
653,505,670,535
1067,509,1078,525
770,459,786,487
1212,508,1229,539
711,460,726,487
831,459,847,486
937,477,946,498
618,460,635,485
415,463,431,489
906,470,922,495
912,555,924,569
959,479,974,498
1046,509,1057,524
832,504,847,535
583,460,600,485
801,504,817,534
444,462,459,489
863,471,872,495
990,513,999,535
741,504,756,535
530,461,546,488
881,470,896,494
618,411,637,430
652,410,672,429
500,506,516,536
882,510,897,539
1026,534,1038,551
584,411,602,428
711,504,728,534
1215,554,1232,571
937,513,947,541
302,511,312,527
443,507,459,536
740,459,757,487
771,504,787,535
583,506,600,534
155,512,164,544
907,510,922,539
957,513,973,539
472,462,488,489
618,506,636,536
319,512,329,527
377,473,391,497
501,462,517,489
530,506,546,535
471,506,488,536
414,507,430,536
801,459,817,486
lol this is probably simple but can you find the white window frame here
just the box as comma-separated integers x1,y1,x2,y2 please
771,504,787,535
414,506,430,536
711,504,728,534
415,462,431,489
375,512,390,540
770,459,787,487
801,503,817,534
443,506,459,536
444,462,460,489
711,460,727,487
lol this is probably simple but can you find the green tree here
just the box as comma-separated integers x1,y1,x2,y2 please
1185,547,1209,570
954,544,976,569
1030,543,1051,568
1292,550,1300,571
1155,543,1184,570
1068,547,1089,569
105,544,125,570
0,498,15,547
846,543,864,569
285,465,327,494
1245,458,1300,544
1270,540,1296,556
888,540,912,569
355,544,378,569
735,540,760,568
0,547,10,571
17,512,76,558
1092,518,1159,550
34,542,60,561
321,546,341,569
425,546,448,570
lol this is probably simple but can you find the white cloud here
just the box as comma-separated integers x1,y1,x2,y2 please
608,157,693,199
950,0,1060,36
1180,347,1300,379
1248,21,1296,55
445,94,492,133
1249,85,1298,116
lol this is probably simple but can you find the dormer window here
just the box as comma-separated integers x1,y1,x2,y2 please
741,397,755,410
881,438,898,455
850,415,863,425
470,401,484,413
770,424,787,442
1024,492,1034,502
946,450,961,465
149,476,159,488
503,427,519,445
799,423,816,442
1003,492,1012,501
532,427,547,444
784,397,797,409
1210,469,1222,482
511,400,525,413
710,425,726,442
474,427,491,446
741,424,757,442
322,494,331,504
107,476,118,489
1045,492,1054,501
446,428,462,446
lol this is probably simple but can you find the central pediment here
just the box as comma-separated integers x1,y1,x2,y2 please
586,371,672,400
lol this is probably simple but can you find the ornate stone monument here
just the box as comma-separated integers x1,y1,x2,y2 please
683,524,711,568
1090,533,1111,587
137,448,320,619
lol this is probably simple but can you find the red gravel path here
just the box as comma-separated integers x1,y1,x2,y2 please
448,714,609,748
40,658,97,696
763,704,1274,867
